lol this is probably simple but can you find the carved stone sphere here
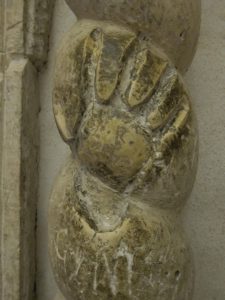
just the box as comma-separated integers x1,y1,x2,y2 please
65,0,201,73
49,159,194,300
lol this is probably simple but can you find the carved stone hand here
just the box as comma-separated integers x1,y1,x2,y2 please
49,3,200,299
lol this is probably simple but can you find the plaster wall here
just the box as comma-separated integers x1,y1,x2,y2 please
38,0,225,299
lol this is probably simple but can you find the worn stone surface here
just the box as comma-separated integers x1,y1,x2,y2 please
0,0,4,52
0,1,6,296
49,20,198,300
1,59,39,299
0,0,55,299
5,0,25,55
38,1,225,299
0,7,4,298
54,290,66,300
65,0,201,73
25,0,55,67
5,0,55,67
50,158,194,300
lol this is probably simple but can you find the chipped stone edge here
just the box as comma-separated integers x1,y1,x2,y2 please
0,0,55,299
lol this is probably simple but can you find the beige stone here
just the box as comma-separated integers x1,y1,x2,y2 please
5,0,55,67
36,0,225,299
49,20,198,299
0,0,202,298
49,158,194,300
0,0,55,299
1,59,39,299
65,0,201,73
25,0,55,67
54,290,66,300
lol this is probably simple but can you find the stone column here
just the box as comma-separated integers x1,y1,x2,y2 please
0,1,54,299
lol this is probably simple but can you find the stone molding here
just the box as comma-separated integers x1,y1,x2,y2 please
0,0,54,299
